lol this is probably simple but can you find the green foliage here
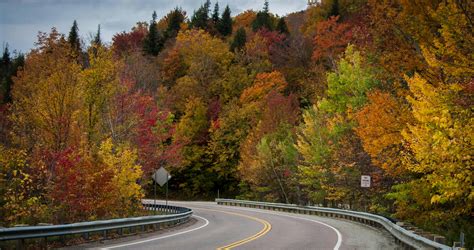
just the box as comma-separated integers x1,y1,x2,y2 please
165,7,186,39
68,20,81,54
276,17,289,35
252,1,274,31
0,146,49,226
320,45,379,115
143,11,163,56
217,5,232,36
190,0,211,30
230,27,247,52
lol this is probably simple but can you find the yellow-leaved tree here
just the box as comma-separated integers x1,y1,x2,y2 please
99,139,144,216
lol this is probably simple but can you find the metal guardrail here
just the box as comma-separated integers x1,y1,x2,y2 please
0,203,192,246
216,198,452,250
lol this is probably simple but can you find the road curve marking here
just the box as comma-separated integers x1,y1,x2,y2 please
221,206,342,250
205,209,271,250
101,215,210,249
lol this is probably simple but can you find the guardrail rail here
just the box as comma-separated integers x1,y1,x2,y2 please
0,203,192,248
216,198,451,250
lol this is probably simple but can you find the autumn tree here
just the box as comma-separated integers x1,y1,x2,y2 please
11,28,83,153
239,91,299,203
297,46,380,208
354,90,411,176
80,46,121,145
312,16,352,69
112,23,147,56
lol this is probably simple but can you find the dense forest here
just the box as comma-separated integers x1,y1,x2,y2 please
0,0,472,245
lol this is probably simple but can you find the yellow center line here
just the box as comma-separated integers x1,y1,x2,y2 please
195,207,272,250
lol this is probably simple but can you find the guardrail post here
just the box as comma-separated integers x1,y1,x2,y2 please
83,232,89,240
103,229,107,240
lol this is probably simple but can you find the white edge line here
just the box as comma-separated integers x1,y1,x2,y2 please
221,206,343,250
100,215,209,249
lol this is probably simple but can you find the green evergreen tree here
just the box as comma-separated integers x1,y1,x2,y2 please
68,20,81,53
143,11,163,56
94,24,102,46
165,7,185,38
0,46,23,104
0,46,11,104
190,0,211,30
276,17,289,35
328,0,339,18
218,5,232,36
230,27,247,51
263,0,269,13
252,1,273,31
212,2,220,24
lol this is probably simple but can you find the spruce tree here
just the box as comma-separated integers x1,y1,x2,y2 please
212,2,220,24
190,0,211,30
143,11,163,56
0,46,11,103
218,5,232,36
94,24,102,46
252,1,273,31
68,20,81,53
328,0,339,18
230,27,247,51
263,0,269,13
166,7,185,38
276,17,289,35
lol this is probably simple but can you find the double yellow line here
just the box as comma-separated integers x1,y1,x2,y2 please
215,210,272,250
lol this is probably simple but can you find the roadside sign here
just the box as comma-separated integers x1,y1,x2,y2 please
361,175,371,188
152,167,171,187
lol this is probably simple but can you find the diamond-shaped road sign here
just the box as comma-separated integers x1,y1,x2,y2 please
152,167,172,187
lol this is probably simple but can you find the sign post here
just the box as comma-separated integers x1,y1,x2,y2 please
152,167,172,207
360,175,371,212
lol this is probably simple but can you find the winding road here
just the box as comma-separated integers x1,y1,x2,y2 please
78,201,397,250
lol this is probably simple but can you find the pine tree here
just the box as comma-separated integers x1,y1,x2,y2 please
218,5,232,36
165,7,185,38
143,11,163,56
190,0,211,30
0,46,11,103
68,20,81,53
328,0,339,18
276,17,289,34
94,24,102,46
230,27,246,51
252,1,273,31
212,2,220,24
0,46,23,104
263,0,269,13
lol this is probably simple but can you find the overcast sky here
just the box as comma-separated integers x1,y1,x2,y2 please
0,0,308,54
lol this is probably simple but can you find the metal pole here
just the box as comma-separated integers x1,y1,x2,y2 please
166,173,169,206
153,171,157,215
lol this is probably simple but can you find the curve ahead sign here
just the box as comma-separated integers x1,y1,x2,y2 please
153,167,172,187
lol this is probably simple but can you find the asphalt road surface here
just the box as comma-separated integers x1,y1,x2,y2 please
79,201,398,250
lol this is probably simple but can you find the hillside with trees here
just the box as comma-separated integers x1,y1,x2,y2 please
0,0,472,246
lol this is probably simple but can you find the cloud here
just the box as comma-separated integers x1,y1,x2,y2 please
0,0,308,53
